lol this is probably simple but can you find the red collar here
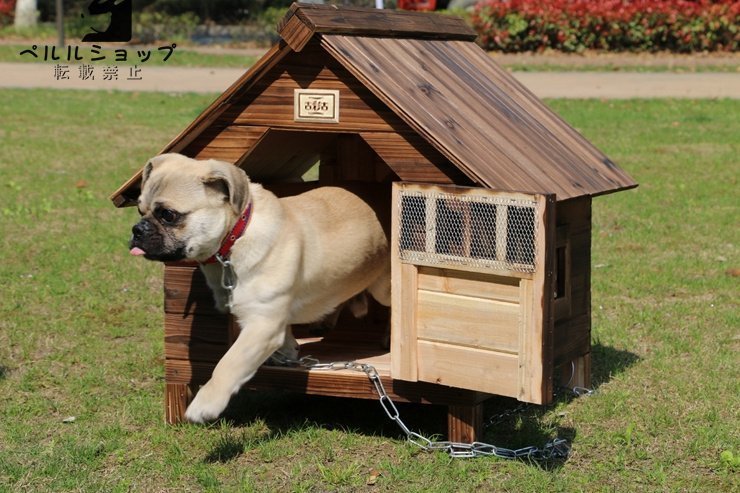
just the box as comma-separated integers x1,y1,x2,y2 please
201,202,253,265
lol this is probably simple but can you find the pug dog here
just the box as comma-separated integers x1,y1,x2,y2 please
129,153,391,423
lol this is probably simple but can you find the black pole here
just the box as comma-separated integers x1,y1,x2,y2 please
56,0,64,47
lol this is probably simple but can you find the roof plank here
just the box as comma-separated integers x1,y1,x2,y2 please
322,34,637,199
278,2,476,52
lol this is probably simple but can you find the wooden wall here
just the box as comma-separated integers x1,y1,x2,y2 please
163,264,231,388
553,196,592,385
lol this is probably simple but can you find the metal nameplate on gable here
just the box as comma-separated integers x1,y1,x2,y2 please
294,89,339,123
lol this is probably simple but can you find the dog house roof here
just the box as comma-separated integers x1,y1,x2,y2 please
111,3,636,207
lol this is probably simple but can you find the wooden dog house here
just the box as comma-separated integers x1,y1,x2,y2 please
111,3,636,441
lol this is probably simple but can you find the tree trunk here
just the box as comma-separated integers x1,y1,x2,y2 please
14,0,38,29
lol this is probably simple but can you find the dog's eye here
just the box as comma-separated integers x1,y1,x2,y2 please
157,208,179,224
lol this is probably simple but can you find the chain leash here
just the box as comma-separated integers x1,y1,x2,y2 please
272,354,574,461
214,253,237,311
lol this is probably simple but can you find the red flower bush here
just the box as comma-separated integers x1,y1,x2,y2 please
0,0,16,24
472,0,739,52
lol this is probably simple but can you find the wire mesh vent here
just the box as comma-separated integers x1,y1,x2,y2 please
398,187,539,273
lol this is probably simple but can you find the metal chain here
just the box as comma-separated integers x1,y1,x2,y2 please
274,354,573,461
483,401,528,429
214,254,237,310
482,361,596,430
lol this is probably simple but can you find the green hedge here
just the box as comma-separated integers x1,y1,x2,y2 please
471,0,739,52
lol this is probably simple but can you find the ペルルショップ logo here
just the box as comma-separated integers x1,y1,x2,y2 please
17,0,178,82
81,0,132,42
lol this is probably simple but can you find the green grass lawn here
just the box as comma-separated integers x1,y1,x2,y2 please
0,90,737,492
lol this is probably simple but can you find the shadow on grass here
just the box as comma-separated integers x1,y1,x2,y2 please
590,342,640,389
220,390,449,441
207,389,574,468
204,424,277,463
203,342,638,466
0,365,8,381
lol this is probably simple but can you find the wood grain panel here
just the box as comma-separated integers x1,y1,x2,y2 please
166,358,487,405
449,41,635,196
441,39,636,196
391,263,419,381
417,267,520,303
278,10,315,52
360,131,466,184
552,197,591,371
416,341,519,398
567,231,591,316
517,194,555,404
164,312,230,363
182,125,269,163
224,45,411,134
278,3,477,42
229,82,402,133
165,383,193,424
416,290,519,353
553,314,591,366
448,403,484,443
391,182,419,381
164,264,219,316
165,359,215,385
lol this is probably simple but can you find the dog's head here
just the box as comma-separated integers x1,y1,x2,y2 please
129,153,250,263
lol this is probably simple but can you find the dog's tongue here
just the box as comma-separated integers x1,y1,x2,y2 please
129,247,147,257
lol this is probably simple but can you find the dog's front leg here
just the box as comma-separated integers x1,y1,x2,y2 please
185,311,288,423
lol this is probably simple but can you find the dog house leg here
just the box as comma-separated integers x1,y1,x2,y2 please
165,383,194,424
447,403,484,443
572,353,592,389
561,353,592,391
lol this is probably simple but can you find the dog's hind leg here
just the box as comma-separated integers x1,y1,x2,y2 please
367,268,391,307
308,291,368,336
184,310,289,423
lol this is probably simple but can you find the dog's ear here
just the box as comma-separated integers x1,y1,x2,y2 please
141,154,170,187
202,162,250,215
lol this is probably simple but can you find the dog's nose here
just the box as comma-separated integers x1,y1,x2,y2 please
132,220,151,240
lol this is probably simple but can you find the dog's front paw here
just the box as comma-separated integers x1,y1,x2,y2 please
184,383,231,424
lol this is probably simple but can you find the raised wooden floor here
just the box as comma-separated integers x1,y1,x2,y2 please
165,311,488,442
